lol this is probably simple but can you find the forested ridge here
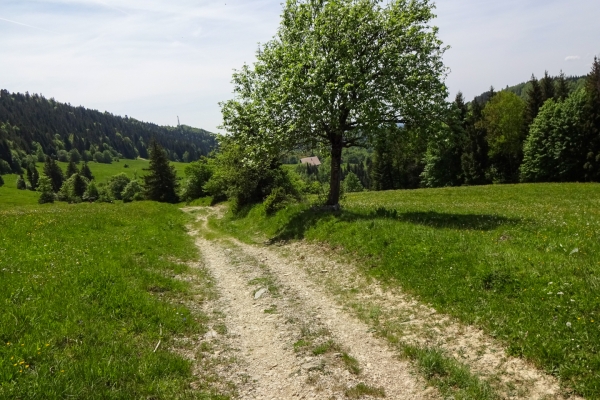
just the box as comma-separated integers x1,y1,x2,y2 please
0,89,217,173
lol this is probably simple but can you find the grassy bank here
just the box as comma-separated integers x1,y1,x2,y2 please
214,183,600,397
0,201,224,399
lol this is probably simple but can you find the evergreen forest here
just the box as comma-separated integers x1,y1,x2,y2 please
0,89,217,175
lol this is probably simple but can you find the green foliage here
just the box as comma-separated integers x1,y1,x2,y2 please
461,99,489,185
0,174,3,187
106,173,131,201
421,96,467,188
83,180,99,202
583,57,600,181
220,0,448,206
57,173,89,202
520,90,589,182
143,140,179,203
216,183,600,397
36,175,55,204
15,175,26,190
482,91,526,182
80,162,94,181
43,156,64,192
343,172,364,193
0,89,217,163
0,202,221,399
121,180,144,203
205,139,297,212
66,160,79,177
26,163,39,190
180,157,213,202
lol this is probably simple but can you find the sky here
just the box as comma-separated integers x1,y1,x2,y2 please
1,0,599,133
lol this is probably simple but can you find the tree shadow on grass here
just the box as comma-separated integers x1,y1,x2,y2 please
270,206,521,242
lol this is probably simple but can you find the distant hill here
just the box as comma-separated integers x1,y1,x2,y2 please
0,89,217,173
472,75,586,104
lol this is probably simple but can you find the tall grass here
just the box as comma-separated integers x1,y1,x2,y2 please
0,201,221,399
215,183,600,397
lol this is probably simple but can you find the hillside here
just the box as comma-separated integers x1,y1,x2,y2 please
0,89,218,173
473,74,586,104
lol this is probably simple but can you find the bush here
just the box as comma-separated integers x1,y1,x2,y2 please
57,150,69,162
69,149,82,163
0,174,4,187
83,181,99,202
107,173,131,200
263,187,288,215
16,175,27,190
343,172,364,193
57,174,89,202
205,140,300,212
121,180,143,203
180,158,213,202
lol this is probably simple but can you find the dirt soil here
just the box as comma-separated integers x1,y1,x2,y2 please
181,207,582,400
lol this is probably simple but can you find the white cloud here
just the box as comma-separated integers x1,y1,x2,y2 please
565,56,581,61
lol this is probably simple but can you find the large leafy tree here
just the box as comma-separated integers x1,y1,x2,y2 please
482,91,526,182
520,90,588,182
221,0,448,206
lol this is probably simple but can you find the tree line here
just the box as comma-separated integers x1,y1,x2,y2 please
0,89,217,174
371,61,600,189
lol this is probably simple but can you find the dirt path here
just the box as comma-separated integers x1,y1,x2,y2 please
182,207,581,400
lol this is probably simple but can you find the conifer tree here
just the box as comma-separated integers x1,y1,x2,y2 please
16,175,27,190
540,70,555,102
37,175,55,204
26,163,39,190
80,162,94,181
525,74,544,127
72,174,87,198
66,160,79,177
583,57,600,180
555,70,569,101
143,139,179,203
43,156,64,192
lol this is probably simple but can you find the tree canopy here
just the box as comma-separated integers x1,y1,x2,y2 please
221,0,448,206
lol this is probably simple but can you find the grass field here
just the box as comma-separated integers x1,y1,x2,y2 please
215,183,600,397
0,200,225,399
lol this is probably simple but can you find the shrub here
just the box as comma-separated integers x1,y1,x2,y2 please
121,180,143,203
0,174,4,187
343,172,364,193
263,187,288,215
83,181,99,202
205,140,300,212
107,173,131,200
180,158,213,202
16,175,27,190
57,174,89,202
57,150,69,162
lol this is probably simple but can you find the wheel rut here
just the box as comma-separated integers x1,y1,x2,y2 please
185,207,435,399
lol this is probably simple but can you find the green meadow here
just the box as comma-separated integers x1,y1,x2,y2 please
0,199,225,399
215,183,600,397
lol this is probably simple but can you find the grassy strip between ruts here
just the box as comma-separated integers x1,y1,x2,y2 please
0,201,227,399
213,183,600,398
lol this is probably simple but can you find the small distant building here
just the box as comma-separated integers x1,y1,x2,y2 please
300,156,321,166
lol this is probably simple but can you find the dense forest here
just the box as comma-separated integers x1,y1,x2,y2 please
296,62,600,192
0,89,217,174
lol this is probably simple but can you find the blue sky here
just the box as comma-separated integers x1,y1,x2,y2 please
1,0,598,133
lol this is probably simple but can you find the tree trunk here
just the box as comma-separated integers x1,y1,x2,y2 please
327,135,343,207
